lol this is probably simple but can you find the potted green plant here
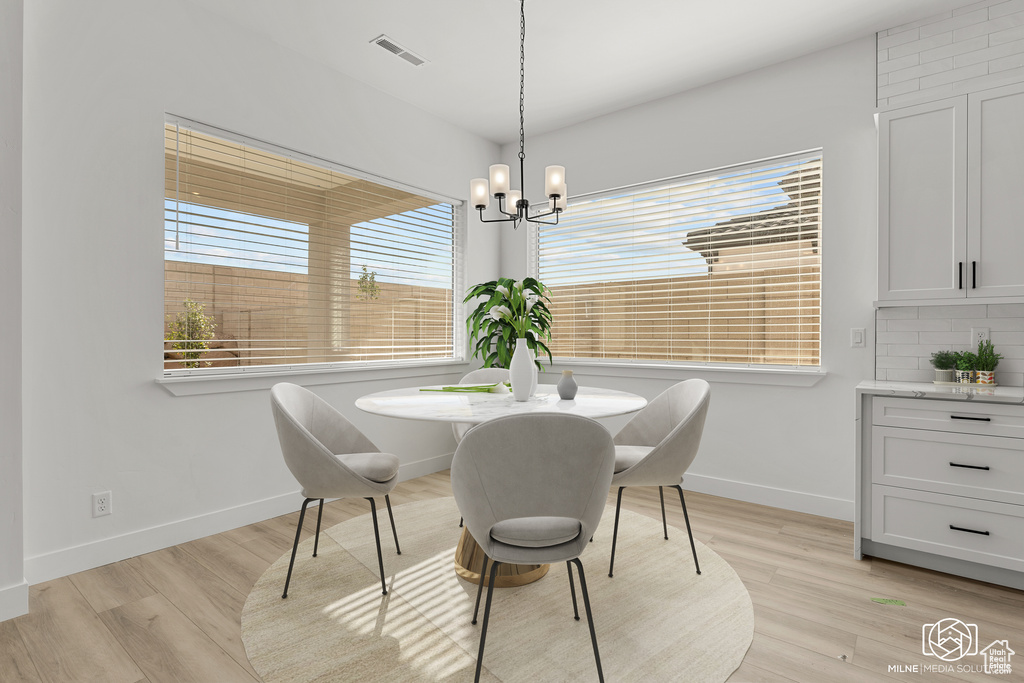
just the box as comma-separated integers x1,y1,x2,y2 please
954,351,977,384
930,350,957,383
975,340,1002,385
464,277,552,370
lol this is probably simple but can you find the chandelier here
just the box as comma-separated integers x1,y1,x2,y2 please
469,0,566,229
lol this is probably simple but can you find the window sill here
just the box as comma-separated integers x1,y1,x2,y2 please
539,359,826,387
156,359,471,396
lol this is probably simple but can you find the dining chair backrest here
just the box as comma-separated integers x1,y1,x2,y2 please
270,382,389,499
452,413,615,564
459,367,510,386
612,379,710,486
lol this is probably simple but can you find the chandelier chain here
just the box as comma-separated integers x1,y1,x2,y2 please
519,0,526,162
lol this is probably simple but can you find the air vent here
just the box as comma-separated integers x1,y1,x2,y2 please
370,34,429,67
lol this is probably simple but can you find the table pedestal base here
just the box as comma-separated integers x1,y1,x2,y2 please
453,527,549,587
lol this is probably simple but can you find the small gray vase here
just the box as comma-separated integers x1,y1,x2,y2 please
557,370,578,400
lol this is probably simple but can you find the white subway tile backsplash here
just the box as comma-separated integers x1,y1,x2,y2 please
990,1,1024,19
877,331,921,344
878,54,922,74
887,318,953,332
996,372,1024,385
954,37,1024,66
876,320,888,332
988,303,1024,316
890,32,954,60
919,9,989,37
990,22,1024,44
879,80,921,99
888,57,955,83
920,62,991,88
877,307,919,320
952,64,1024,91
878,355,922,369
918,304,988,318
954,21,993,41
990,51,1024,71
886,369,935,382
919,331,973,344
876,369,888,381
952,317,1024,331
994,358,1024,372
888,83,957,107
953,0,1002,15
920,35,990,63
889,11,953,34
990,331,1024,345
878,27,921,50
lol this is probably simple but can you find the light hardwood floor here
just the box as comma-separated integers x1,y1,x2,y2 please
2,472,1021,682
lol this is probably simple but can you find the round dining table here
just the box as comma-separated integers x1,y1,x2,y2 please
356,382,647,587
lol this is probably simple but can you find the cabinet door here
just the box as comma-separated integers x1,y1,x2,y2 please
878,97,968,301
968,82,1024,297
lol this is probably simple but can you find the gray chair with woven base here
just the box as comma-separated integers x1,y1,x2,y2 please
452,413,616,683
270,382,401,599
608,378,710,578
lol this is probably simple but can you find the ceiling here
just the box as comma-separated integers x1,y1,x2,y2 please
194,0,960,144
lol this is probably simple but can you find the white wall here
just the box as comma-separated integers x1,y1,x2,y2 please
0,0,26,622
503,38,880,519
20,0,500,584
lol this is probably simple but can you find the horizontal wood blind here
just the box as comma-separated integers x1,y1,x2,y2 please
164,121,457,373
536,152,822,366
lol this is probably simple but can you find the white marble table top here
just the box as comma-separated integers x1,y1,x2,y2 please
355,383,648,424
856,380,1024,404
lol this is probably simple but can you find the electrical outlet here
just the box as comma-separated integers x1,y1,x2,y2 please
971,327,990,345
92,491,112,517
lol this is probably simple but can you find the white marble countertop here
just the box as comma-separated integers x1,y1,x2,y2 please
355,383,648,423
856,380,1024,404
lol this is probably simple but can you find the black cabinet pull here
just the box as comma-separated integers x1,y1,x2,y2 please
972,261,977,289
958,262,963,289
950,414,991,422
950,524,989,536
949,462,990,470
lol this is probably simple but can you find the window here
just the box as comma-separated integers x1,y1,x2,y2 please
532,151,821,367
164,119,461,374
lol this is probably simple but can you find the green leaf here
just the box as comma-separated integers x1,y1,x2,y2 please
871,598,906,606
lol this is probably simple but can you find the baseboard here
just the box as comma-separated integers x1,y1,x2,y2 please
683,473,854,521
0,580,28,622
24,452,456,585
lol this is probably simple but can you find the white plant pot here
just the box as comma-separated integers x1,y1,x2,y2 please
510,338,533,402
934,369,954,383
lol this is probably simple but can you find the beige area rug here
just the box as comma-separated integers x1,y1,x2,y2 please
242,497,753,682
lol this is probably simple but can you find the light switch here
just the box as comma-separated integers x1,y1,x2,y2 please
851,328,866,348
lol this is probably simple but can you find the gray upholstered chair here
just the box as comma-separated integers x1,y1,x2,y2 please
452,413,615,683
451,367,510,444
270,382,401,599
608,379,710,578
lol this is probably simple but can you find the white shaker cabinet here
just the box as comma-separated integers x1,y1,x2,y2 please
967,83,1024,298
878,82,1024,303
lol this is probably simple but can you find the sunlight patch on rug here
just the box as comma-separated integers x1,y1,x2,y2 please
242,497,753,682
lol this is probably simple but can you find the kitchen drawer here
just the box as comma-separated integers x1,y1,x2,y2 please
872,426,1024,505
871,485,1024,572
872,396,1024,438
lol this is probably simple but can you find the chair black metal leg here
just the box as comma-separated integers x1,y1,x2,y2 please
384,494,401,555
312,498,325,557
282,497,316,599
659,486,669,540
472,554,489,625
673,485,701,575
570,558,605,683
566,561,580,621
474,559,502,683
366,497,388,595
459,516,464,528
608,486,625,577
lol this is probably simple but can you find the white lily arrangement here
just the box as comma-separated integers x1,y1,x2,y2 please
465,277,552,369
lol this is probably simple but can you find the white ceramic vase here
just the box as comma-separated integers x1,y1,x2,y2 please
557,369,578,399
510,338,533,402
